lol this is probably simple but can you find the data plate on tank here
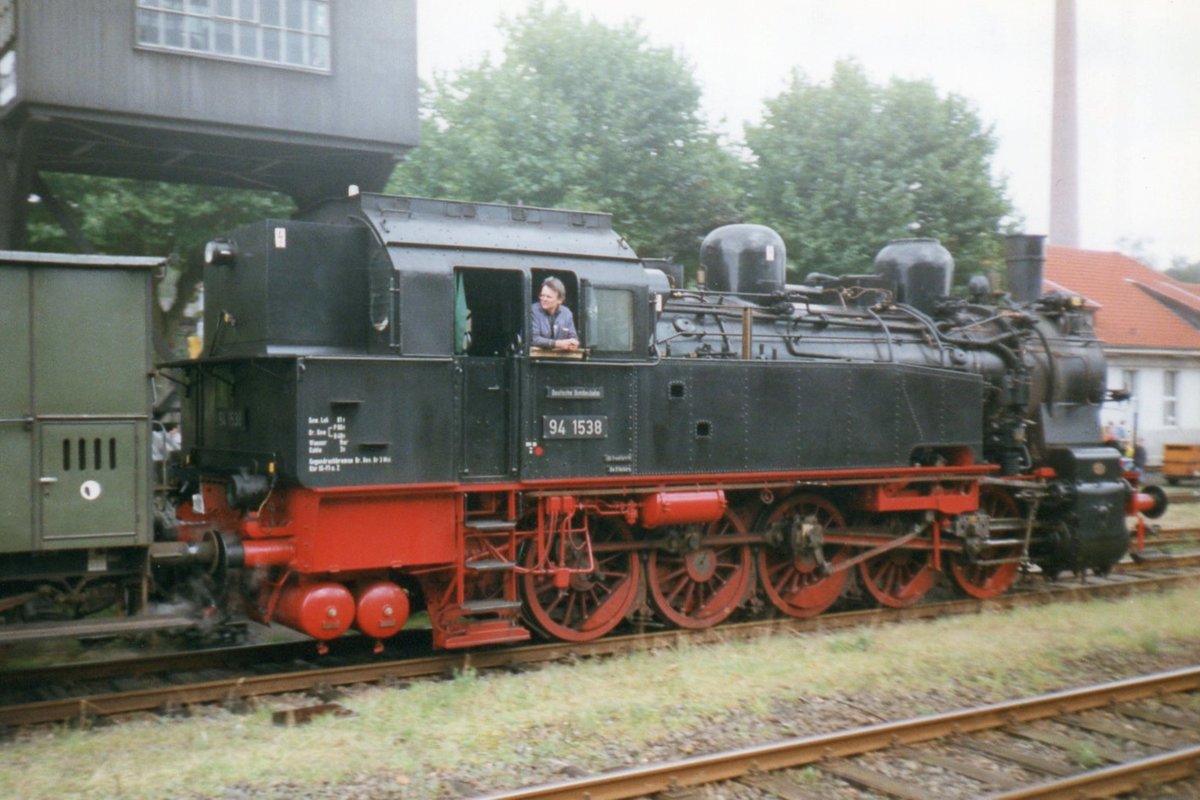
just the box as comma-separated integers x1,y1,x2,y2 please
543,415,608,439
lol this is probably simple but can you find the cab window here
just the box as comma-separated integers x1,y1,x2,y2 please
584,286,634,352
454,267,524,356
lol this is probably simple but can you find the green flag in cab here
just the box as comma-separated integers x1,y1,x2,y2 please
454,271,472,354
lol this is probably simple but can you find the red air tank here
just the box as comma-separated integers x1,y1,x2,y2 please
354,581,410,639
640,490,727,529
273,581,354,641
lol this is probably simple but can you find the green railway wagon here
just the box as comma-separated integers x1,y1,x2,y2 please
0,250,161,620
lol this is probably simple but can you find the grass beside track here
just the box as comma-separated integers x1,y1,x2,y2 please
2,584,1200,799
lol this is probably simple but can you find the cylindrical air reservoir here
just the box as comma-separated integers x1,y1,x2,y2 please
700,224,786,299
353,581,410,640
273,581,355,641
640,490,728,529
1005,233,1046,304
873,238,955,314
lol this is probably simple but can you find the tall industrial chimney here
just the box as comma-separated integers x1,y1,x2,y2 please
1050,0,1080,246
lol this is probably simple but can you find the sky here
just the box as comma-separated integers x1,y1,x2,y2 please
417,0,1200,268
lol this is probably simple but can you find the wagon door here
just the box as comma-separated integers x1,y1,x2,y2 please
38,422,144,545
29,264,153,549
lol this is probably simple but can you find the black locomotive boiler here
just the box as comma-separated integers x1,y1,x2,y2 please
155,192,1163,650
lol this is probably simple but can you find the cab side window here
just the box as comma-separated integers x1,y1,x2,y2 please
584,287,634,352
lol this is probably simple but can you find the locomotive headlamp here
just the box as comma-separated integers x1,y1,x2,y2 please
204,237,237,267
226,471,270,510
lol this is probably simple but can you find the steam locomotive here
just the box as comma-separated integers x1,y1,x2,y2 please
0,193,1165,650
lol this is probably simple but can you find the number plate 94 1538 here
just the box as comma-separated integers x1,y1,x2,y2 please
543,415,608,439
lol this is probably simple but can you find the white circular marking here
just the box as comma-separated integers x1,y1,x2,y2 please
80,480,103,501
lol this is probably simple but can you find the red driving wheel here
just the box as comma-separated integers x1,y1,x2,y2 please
949,488,1023,600
521,515,641,642
647,509,753,629
756,495,850,618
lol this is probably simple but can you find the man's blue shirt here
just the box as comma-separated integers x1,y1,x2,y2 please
530,302,577,348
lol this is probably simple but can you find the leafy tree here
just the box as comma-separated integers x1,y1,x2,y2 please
744,61,1014,283
27,173,293,360
1166,256,1200,284
388,2,742,269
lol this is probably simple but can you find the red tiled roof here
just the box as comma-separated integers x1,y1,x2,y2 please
1043,245,1200,350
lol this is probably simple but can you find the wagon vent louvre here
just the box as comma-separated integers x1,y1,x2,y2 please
61,437,119,471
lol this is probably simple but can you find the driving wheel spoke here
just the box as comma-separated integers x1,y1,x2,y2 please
859,549,936,608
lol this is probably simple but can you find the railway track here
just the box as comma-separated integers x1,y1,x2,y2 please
1139,525,1199,547
478,667,1200,799
1161,486,1200,504
2,556,1198,730
4,546,1193,694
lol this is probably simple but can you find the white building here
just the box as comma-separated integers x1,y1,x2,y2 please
1044,247,1200,466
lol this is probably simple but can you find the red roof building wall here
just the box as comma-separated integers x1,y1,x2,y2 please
1043,246,1200,350
1042,246,1200,466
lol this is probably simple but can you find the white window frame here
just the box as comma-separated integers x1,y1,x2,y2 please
134,0,331,74
1121,368,1138,398
1163,370,1179,427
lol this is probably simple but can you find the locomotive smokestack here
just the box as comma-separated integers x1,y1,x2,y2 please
1005,234,1046,304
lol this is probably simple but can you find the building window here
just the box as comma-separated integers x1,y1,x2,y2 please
1164,370,1178,427
0,0,14,51
1121,369,1138,398
0,0,15,108
0,50,14,108
135,0,331,72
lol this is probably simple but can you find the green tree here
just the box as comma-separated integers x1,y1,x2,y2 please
744,60,1014,283
388,2,742,268
1166,256,1200,284
27,173,293,360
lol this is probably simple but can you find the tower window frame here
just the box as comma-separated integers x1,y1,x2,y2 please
134,0,332,73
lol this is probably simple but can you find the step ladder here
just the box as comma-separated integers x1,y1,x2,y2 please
437,515,530,649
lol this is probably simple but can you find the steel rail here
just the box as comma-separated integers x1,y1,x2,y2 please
1141,525,1200,544
1121,551,1200,570
476,668,1200,800
1163,489,1199,505
0,614,199,645
2,567,1198,728
983,745,1200,799
0,634,405,688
